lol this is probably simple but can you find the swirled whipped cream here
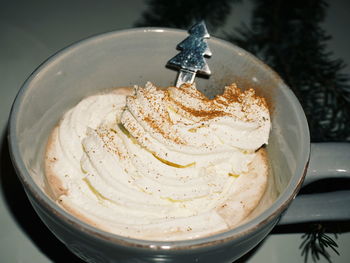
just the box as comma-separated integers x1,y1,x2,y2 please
45,82,270,240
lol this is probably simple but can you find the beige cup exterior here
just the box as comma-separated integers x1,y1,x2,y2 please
8,28,310,262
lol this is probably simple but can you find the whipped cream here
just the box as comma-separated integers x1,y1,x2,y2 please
45,82,271,240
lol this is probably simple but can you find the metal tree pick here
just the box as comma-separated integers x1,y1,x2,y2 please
168,21,212,87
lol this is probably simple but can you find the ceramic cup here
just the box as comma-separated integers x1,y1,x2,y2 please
8,28,350,263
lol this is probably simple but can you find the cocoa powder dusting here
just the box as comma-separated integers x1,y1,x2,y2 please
143,115,184,144
167,83,268,122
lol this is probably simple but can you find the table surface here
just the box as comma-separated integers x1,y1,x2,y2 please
1,1,349,262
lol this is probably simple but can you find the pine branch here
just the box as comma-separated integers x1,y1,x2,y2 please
135,0,241,32
300,223,339,263
227,0,350,142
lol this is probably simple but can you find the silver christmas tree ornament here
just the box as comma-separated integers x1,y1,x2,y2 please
168,21,212,87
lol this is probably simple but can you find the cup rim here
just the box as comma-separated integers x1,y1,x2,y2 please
8,27,310,250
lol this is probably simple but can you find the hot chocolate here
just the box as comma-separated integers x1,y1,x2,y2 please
45,82,270,240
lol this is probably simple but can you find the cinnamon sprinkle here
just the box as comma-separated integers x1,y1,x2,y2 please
143,115,185,145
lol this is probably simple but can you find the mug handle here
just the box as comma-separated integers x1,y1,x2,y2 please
278,142,350,225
